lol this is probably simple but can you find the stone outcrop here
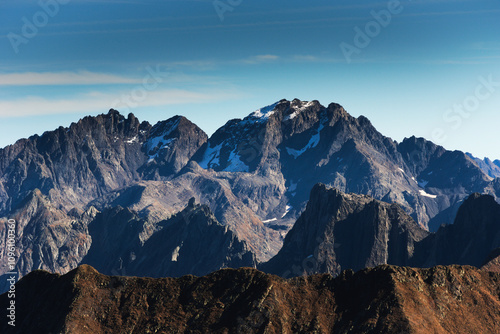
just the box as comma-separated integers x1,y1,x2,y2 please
261,184,500,278
260,184,429,277
81,199,257,277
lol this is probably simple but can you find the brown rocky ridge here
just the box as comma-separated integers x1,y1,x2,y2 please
1,264,500,333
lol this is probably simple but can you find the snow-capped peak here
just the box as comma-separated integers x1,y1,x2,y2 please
246,101,280,123
144,117,180,160
284,100,315,121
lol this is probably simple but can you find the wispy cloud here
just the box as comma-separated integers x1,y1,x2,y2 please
0,71,140,86
290,55,346,63
469,41,500,51
239,55,280,65
0,88,243,118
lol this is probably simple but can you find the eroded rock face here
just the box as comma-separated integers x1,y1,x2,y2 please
0,192,256,293
0,189,93,293
81,200,257,278
414,192,500,268
260,184,429,277
0,110,150,214
0,111,208,216
261,184,500,279
191,99,498,232
2,264,499,334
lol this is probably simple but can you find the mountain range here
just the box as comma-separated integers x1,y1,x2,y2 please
1,99,500,291
466,153,500,179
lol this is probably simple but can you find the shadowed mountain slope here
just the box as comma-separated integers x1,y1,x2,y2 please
261,184,500,278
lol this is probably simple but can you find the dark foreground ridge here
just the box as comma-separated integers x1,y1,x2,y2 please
2,264,500,333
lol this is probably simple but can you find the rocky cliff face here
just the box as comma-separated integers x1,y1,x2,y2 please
0,189,95,293
261,184,500,278
0,111,207,216
414,192,500,268
2,264,499,334
81,199,256,277
0,110,149,215
260,184,429,277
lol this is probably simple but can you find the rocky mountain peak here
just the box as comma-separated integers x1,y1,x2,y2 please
69,109,147,140
452,192,500,231
141,115,207,178
2,99,500,297
398,136,445,175
144,116,182,156
260,184,429,277
466,153,500,179
194,99,333,173
412,192,500,268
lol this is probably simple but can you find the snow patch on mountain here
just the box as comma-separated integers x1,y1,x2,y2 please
419,189,437,199
281,205,292,218
147,138,176,162
171,244,182,262
199,143,223,169
284,100,315,121
243,101,280,124
223,149,249,172
146,136,175,154
125,135,139,144
144,118,180,154
285,123,324,159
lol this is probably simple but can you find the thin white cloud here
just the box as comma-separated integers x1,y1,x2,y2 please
0,88,243,117
469,42,500,51
290,55,346,63
0,71,140,86
239,55,280,65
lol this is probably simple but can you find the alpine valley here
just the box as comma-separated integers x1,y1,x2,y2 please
1,99,500,295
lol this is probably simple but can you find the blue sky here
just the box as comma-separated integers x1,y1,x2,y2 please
0,0,499,159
